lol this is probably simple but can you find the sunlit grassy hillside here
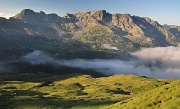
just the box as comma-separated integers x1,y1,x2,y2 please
105,79,180,109
0,73,176,109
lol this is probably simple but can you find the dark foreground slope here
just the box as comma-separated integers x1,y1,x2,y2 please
0,73,175,109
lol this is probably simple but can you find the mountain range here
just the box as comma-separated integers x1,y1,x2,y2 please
0,9,180,60
0,9,180,109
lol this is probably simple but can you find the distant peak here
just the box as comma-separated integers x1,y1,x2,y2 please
78,10,110,21
143,17,151,21
13,9,35,19
63,13,76,19
74,10,108,15
88,10,108,16
21,9,35,14
21,9,46,15
113,13,131,17
39,11,46,15
91,10,106,13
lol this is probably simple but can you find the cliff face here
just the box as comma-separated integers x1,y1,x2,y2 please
0,9,180,59
60,10,179,47
11,9,180,46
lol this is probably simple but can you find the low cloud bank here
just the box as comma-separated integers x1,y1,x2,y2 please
21,46,180,79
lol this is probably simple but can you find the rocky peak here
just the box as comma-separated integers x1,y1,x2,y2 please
111,13,142,35
13,9,35,19
21,9,35,14
90,10,111,21
73,10,112,22
163,24,180,29
63,13,77,21
113,13,131,18
39,11,46,15
48,13,59,17
47,13,61,21
90,10,106,16
144,17,161,27
13,9,63,24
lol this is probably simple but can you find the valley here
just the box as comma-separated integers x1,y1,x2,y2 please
0,8,180,109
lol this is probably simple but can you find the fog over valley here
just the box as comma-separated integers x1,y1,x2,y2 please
1,46,180,79
1,1,180,108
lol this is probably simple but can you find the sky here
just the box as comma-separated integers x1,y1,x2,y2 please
0,0,179,26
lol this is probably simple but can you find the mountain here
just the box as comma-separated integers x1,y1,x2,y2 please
0,9,180,60
0,9,179,109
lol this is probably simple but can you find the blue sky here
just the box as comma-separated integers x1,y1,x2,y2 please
0,0,179,25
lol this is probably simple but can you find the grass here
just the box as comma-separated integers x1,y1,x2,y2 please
105,80,180,109
0,73,177,109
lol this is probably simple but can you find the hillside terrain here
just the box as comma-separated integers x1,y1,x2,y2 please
105,79,180,109
0,9,180,109
0,73,176,109
0,9,180,60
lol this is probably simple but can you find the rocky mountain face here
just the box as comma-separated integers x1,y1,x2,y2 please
0,9,180,60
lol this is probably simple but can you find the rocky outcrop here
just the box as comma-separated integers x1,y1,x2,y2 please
11,9,179,47
0,9,180,60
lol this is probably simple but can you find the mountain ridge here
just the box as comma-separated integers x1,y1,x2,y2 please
13,9,179,45
0,10,179,109
0,9,180,60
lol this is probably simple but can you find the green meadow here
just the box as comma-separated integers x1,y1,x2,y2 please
0,73,178,109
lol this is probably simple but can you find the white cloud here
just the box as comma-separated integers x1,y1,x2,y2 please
22,47,180,79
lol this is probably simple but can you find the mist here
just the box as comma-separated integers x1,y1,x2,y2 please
51,24,65,37
20,46,180,79
22,50,57,65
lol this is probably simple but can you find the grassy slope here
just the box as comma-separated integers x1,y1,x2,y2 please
0,73,175,109
105,80,180,109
